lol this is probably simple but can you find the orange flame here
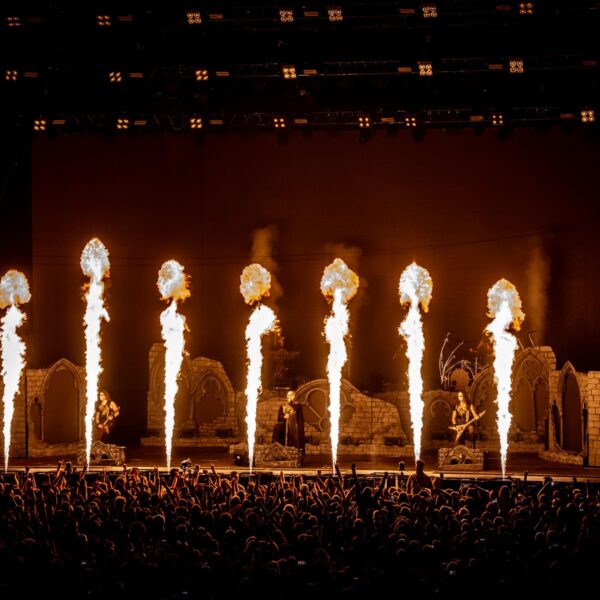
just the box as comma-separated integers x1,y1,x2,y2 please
486,278,524,478
399,262,432,463
81,238,110,466
241,264,278,471
158,260,190,471
321,258,359,468
0,270,31,472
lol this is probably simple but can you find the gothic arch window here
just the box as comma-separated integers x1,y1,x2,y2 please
559,364,583,453
470,367,495,429
149,352,193,431
41,359,83,443
424,396,453,440
512,349,548,433
193,372,227,426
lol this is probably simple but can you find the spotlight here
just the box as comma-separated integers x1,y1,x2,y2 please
195,69,209,81
189,116,203,129
358,115,371,128
116,118,129,130
282,65,297,79
33,119,46,132
327,6,343,21
273,116,286,129
418,61,433,77
187,11,202,25
96,15,111,27
404,116,417,127
6,16,21,27
421,4,438,18
279,8,294,23
491,113,504,126
5,70,18,81
581,109,595,123
519,2,534,15
509,59,525,74
108,71,122,83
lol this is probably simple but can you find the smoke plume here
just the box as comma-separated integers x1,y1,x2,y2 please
250,225,283,305
525,238,550,345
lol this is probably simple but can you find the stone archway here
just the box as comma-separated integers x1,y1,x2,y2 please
470,367,495,430
512,349,549,436
560,364,583,453
41,359,83,443
192,371,228,427
424,395,453,441
148,350,193,434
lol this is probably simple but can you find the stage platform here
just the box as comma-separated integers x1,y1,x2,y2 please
6,446,600,482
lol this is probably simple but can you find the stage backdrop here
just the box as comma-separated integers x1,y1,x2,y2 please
32,130,600,442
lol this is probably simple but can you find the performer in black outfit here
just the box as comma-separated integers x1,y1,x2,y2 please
94,390,120,443
451,391,478,448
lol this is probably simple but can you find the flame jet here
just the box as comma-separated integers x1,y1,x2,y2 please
241,263,278,471
158,260,190,471
485,279,524,479
321,258,359,469
81,239,110,466
398,262,432,463
0,270,31,472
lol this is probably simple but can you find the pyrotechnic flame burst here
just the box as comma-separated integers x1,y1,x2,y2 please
240,263,272,305
0,270,30,473
81,238,110,467
158,260,190,471
398,262,432,463
321,258,359,469
485,278,524,479
241,264,278,471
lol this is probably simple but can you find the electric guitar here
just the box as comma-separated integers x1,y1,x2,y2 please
449,410,486,443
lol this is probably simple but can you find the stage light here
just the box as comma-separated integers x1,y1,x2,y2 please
421,4,438,18
33,119,46,132
282,65,297,79
581,110,595,123
404,116,417,127
5,70,18,81
187,11,202,25
96,15,111,27
108,71,122,83
492,113,504,126
189,116,203,129
279,8,294,23
328,7,343,21
509,59,525,74
195,69,209,81
519,2,534,15
273,117,286,129
6,16,21,28
116,118,129,130
358,115,371,128
418,62,433,77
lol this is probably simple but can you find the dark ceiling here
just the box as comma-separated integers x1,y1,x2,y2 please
1,1,599,134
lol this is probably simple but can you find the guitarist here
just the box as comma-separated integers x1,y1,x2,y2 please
451,391,479,448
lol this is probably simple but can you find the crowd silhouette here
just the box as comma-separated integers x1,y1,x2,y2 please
0,460,597,599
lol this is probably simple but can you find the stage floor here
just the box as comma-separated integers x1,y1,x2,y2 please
8,446,600,482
